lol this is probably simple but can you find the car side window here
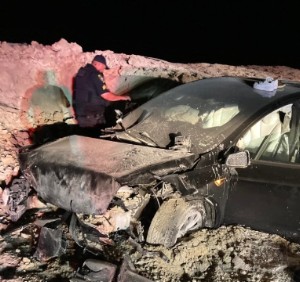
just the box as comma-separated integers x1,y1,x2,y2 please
237,104,300,163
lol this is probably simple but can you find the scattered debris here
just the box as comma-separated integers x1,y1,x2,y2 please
34,226,67,262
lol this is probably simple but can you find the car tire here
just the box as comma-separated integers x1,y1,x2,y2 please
146,197,206,248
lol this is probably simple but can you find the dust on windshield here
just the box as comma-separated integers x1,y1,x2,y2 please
118,87,240,152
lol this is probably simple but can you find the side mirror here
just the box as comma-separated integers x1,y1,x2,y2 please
225,151,250,168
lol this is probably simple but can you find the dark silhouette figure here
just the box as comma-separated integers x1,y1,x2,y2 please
72,54,130,137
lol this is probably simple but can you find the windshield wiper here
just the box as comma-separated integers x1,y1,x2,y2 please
101,109,158,147
139,131,159,147
114,130,160,147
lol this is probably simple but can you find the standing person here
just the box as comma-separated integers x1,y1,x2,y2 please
72,54,130,137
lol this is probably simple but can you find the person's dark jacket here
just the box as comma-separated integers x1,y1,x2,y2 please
73,63,110,117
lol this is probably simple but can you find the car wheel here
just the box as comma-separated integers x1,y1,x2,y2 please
146,197,206,248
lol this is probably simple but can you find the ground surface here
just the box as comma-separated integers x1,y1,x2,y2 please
1,202,300,282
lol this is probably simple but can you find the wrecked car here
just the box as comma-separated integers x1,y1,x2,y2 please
19,76,300,249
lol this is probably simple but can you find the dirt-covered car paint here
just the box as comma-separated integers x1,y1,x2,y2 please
19,136,197,214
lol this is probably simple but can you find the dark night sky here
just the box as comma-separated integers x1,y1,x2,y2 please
1,0,300,68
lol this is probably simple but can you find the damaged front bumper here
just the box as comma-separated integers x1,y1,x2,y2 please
18,135,198,242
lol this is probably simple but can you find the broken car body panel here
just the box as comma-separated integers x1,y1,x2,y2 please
19,135,197,214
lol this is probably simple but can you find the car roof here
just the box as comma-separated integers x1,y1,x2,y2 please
167,76,300,114
180,76,300,98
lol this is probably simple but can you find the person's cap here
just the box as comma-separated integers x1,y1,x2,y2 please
93,55,107,66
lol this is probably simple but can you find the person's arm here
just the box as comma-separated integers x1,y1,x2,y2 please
92,70,130,102
101,92,131,101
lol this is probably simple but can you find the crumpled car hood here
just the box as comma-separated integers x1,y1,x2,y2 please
19,135,197,214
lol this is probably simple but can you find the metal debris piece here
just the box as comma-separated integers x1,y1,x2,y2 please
7,177,30,222
72,259,117,282
69,213,112,255
9,204,26,222
33,226,66,261
83,259,117,282
34,218,62,228
118,255,154,282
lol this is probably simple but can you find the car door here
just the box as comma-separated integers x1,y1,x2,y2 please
224,101,300,242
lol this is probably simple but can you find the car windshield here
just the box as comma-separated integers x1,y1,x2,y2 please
115,77,291,153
